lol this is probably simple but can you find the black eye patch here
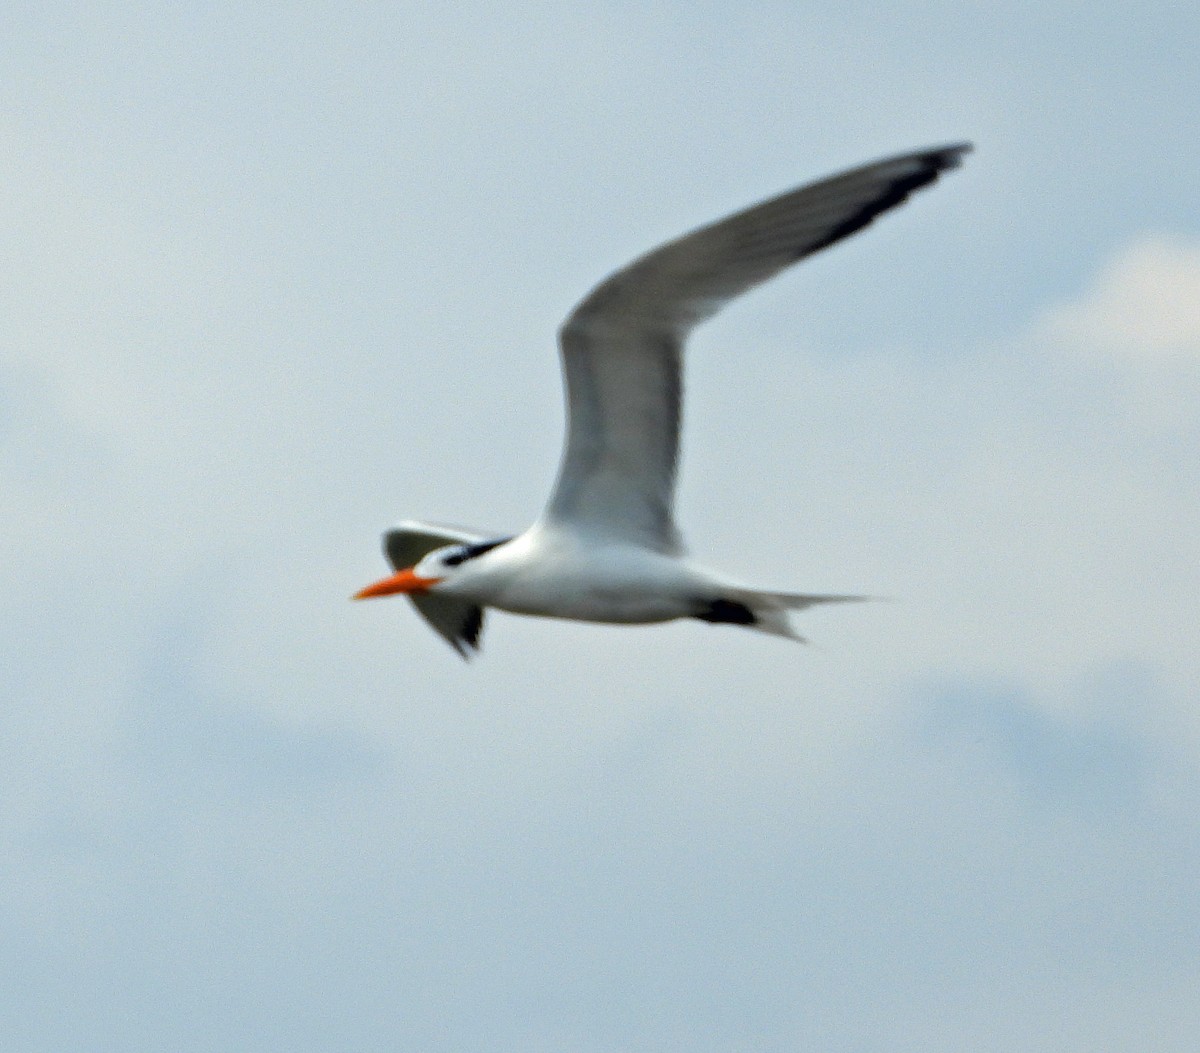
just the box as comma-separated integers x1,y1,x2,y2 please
443,536,514,567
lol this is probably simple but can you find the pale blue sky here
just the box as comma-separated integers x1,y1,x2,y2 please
3,3,1199,1051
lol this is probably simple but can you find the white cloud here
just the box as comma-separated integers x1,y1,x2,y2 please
1041,235,1200,363
1033,235,1200,434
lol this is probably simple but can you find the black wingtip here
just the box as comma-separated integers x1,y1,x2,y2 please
448,606,484,661
923,142,973,171
800,142,972,260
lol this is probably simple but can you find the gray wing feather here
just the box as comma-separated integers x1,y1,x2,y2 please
549,326,683,552
543,143,970,551
383,520,490,659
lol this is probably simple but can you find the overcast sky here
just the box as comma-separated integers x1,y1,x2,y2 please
3,3,1199,1051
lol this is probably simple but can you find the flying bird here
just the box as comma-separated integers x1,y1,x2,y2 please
355,144,970,657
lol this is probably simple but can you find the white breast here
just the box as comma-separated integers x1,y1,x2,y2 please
466,524,715,624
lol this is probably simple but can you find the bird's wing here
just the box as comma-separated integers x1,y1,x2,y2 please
383,520,490,659
542,143,970,551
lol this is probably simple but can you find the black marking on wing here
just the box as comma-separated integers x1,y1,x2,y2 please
796,145,968,261
694,598,757,625
455,606,485,657
443,536,514,568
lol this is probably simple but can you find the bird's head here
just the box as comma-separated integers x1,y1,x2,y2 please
352,546,457,600
353,536,512,601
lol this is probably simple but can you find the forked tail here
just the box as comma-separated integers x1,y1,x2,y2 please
696,589,869,642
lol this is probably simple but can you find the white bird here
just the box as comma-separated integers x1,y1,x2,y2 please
355,144,970,657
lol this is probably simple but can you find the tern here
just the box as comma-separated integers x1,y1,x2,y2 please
355,143,970,657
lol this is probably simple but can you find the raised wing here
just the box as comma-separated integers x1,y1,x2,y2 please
542,143,970,551
383,520,491,659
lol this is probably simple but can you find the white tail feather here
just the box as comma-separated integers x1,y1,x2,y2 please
729,590,870,642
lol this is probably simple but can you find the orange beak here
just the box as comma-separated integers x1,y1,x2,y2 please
352,567,443,600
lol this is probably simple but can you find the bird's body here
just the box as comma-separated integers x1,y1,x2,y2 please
437,527,693,624
423,524,796,625
356,144,970,657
